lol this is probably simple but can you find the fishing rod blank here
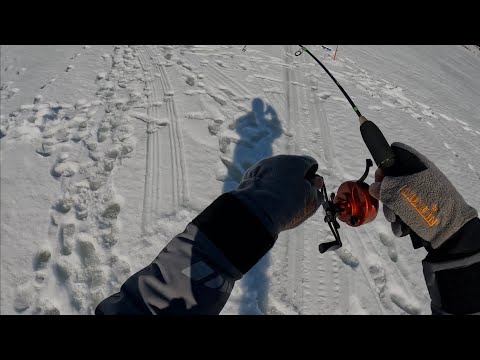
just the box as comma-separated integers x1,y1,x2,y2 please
297,45,399,171
297,45,362,118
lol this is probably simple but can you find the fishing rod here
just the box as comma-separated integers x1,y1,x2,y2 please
296,45,425,174
295,45,427,252
297,45,361,117
241,45,425,252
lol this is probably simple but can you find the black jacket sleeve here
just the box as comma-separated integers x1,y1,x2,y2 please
96,190,479,315
421,217,480,315
95,193,275,315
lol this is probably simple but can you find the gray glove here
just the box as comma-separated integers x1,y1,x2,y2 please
232,155,324,237
369,142,478,249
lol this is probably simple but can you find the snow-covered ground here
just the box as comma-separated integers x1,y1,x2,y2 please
1,45,479,315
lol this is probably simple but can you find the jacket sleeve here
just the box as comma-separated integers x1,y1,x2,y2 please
95,193,276,315
421,217,480,315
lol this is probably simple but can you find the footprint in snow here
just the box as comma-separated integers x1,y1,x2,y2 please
390,287,421,315
368,263,390,308
416,101,430,110
50,153,79,178
381,100,396,108
421,109,438,119
13,282,36,313
332,96,348,103
439,113,455,122
467,164,479,179
378,232,398,262
60,223,76,255
40,78,56,89
410,112,422,121
335,247,359,268
317,91,331,101
455,118,469,126
368,105,382,111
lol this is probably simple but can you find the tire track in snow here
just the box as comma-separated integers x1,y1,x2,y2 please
136,46,188,235
308,78,335,168
136,49,164,232
194,59,256,109
184,51,253,102
191,49,289,315
186,54,256,112
205,63,252,99
290,45,349,315
306,49,429,314
296,46,352,315
249,61,287,125
281,45,344,314
149,46,187,207
281,45,305,310
145,46,179,211
184,49,281,314
305,60,360,314
290,45,388,315
141,116,154,232
290,49,321,314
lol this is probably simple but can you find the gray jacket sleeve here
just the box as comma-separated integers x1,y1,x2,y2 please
95,193,276,315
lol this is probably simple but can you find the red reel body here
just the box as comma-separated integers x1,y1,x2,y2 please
334,181,378,227
318,159,379,254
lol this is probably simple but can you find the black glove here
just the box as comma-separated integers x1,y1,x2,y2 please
232,155,325,237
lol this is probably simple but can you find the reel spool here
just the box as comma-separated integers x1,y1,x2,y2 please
335,159,379,227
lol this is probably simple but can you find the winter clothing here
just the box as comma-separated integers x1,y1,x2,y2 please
374,142,478,248
96,151,480,315
233,154,324,238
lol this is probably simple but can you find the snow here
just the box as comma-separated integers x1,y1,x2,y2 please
1,45,479,315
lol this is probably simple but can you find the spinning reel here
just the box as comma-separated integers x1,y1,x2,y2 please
240,45,408,253
318,159,379,253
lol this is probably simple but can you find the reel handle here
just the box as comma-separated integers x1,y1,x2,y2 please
319,241,341,254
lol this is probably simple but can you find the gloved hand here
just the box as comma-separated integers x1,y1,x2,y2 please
369,142,478,249
232,155,324,237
